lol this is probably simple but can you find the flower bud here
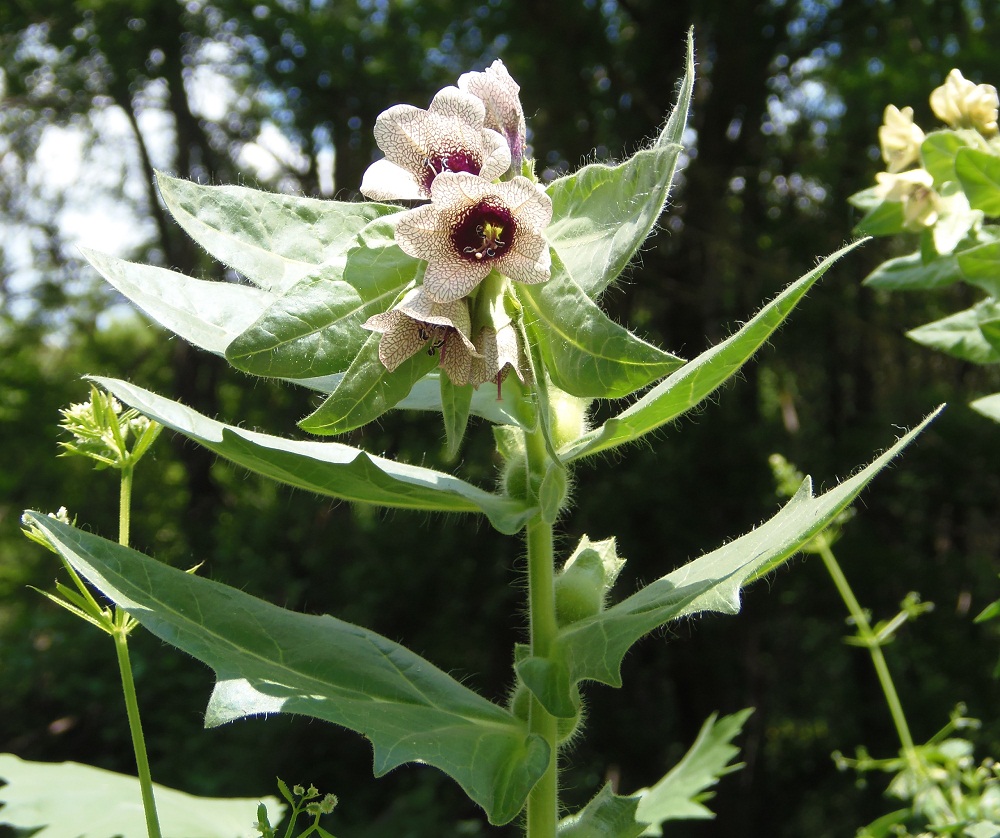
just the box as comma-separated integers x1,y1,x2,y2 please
554,548,606,625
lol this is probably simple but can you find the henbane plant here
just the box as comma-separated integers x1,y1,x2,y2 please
12,32,943,837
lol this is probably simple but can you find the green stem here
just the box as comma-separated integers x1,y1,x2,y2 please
119,464,133,549
524,428,558,838
114,627,162,838
815,536,917,759
114,461,161,838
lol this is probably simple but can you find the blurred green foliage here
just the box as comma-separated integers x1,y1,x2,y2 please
4,1,1000,836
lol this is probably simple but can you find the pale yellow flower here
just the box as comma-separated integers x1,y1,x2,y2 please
458,59,528,171
360,86,511,201
362,287,479,384
874,169,939,228
395,172,552,303
879,105,925,172
930,69,999,135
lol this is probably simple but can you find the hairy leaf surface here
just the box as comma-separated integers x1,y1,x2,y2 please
92,377,535,534
156,171,399,293
559,241,864,462
82,249,274,356
527,410,939,714
544,31,692,298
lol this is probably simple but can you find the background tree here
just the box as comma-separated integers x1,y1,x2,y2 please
3,1,1000,835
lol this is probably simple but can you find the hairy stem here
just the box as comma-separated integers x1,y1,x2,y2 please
524,428,559,838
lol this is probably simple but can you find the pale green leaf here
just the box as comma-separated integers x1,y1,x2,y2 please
955,148,1000,215
21,517,550,827
635,709,751,832
155,171,399,293
851,192,907,236
81,248,274,356
559,240,864,462
224,215,422,378
971,392,1000,423
90,377,536,534
544,32,692,298
957,241,1000,297
297,330,439,434
556,709,750,838
0,753,283,838
536,409,940,710
921,130,973,184
906,301,1000,364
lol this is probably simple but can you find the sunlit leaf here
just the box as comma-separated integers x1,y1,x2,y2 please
544,31,693,298
955,148,1000,215
527,409,939,714
91,377,536,534
557,709,750,837
21,518,550,827
971,392,1000,424
0,754,283,838
155,171,399,293
559,240,864,462
224,215,422,378
906,301,1000,364
863,250,961,291
297,331,439,435
519,252,683,399
81,248,274,356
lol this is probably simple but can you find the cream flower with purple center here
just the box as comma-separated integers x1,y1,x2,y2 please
458,60,528,171
360,86,511,201
395,172,552,303
362,287,479,385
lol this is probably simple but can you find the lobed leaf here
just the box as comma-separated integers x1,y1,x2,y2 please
91,377,536,534
81,248,274,356
544,31,693,298
155,171,399,293
530,409,940,714
21,517,550,827
634,709,751,832
559,240,864,462
0,753,283,838
519,252,683,399
557,709,751,837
